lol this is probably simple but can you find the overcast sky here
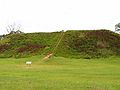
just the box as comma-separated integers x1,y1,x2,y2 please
0,0,120,34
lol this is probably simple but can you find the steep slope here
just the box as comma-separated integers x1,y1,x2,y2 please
0,30,120,58
63,30,120,58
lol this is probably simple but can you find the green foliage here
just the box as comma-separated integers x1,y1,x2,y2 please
65,30,120,58
0,30,120,58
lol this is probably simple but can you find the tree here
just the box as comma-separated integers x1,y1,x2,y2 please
6,23,23,34
115,23,120,33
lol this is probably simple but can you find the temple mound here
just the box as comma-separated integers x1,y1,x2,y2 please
0,29,120,59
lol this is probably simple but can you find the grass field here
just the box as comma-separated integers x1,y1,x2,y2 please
0,56,120,90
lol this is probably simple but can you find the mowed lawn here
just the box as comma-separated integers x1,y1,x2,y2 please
0,56,120,90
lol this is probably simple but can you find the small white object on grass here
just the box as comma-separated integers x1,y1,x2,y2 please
26,61,32,66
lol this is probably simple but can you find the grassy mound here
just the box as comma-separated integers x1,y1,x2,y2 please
0,30,120,58
64,30,120,58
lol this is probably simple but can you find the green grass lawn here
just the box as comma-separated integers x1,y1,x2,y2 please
0,56,120,90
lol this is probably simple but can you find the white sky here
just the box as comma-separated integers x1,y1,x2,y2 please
0,0,120,34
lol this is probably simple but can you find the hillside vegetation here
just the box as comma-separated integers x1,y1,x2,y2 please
0,30,120,58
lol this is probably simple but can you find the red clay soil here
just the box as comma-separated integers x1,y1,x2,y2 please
17,44,45,53
0,44,10,53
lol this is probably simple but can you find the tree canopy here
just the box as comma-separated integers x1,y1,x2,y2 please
115,23,120,33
